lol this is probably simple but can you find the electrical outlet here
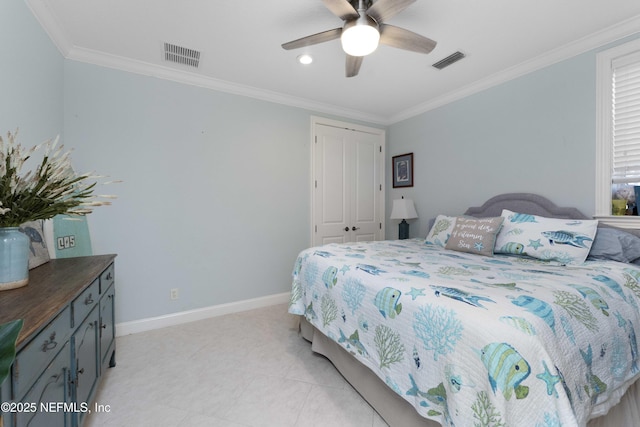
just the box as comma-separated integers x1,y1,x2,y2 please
170,288,179,300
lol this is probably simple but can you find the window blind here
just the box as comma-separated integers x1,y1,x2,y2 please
612,53,640,185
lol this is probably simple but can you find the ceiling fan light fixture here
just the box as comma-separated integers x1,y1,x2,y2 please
341,15,380,57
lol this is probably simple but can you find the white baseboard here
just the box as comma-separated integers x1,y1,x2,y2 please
115,292,291,337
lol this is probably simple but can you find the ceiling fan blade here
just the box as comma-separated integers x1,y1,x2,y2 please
346,55,363,77
281,28,342,50
367,0,415,23
379,24,437,54
322,0,359,20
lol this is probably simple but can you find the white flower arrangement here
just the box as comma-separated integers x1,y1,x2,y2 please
0,129,117,227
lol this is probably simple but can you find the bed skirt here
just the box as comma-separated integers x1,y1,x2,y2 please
299,317,640,427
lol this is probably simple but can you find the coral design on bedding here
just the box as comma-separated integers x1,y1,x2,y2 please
289,239,640,427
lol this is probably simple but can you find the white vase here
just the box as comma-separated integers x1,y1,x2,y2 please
0,227,30,291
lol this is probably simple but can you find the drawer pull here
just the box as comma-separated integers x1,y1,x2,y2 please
106,272,113,281
41,332,58,352
78,368,85,375
84,293,94,305
101,323,107,329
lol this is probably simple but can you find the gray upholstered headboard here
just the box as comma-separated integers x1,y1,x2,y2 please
464,193,589,220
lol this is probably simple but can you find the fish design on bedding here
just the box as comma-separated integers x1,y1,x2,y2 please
510,295,556,333
289,239,640,426
357,264,386,275
592,275,628,302
406,377,453,425
569,285,610,316
580,345,607,404
374,287,402,318
508,213,538,223
432,286,495,309
480,342,531,400
499,316,537,336
541,230,593,249
322,266,338,288
629,323,639,374
338,329,369,356
499,242,525,254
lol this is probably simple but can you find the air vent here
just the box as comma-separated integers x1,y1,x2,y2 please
163,42,201,68
432,51,465,70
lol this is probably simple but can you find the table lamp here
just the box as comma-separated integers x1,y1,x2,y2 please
390,198,418,239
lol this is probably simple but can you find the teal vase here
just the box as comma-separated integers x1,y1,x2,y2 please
0,227,30,291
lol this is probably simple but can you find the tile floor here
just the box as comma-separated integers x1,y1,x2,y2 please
85,303,389,427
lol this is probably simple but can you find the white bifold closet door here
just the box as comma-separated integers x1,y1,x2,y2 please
312,119,385,246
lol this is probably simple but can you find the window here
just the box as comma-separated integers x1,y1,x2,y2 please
596,38,640,227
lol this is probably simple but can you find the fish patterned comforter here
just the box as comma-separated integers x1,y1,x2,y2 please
288,239,640,427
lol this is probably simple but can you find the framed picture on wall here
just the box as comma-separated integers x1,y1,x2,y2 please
392,153,413,188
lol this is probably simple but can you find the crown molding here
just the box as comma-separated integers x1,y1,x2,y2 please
67,46,389,125
25,0,387,125
25,0,640,126
389,14,640,124
25,0,71,57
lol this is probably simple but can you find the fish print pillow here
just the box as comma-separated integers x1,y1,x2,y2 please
425,214,457,246
494,209,598,265
445,216,504,256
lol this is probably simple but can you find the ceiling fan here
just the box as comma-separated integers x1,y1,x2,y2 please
281,0,437,77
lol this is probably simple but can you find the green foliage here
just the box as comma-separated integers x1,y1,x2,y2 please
289,281,303,306
374,324,405,369
0,319,23,386
320,294,338,327
0,130,116,227
471,391,505,427
622,273,640,298
553,290,598,332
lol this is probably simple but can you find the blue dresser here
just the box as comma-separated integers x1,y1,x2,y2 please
0,255,116,427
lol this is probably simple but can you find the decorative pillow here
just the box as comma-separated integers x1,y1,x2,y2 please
494,209,598,265
445,216,504,256
425,215,457,247
588,226,640,263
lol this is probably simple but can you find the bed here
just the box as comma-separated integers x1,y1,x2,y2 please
289,193,640,427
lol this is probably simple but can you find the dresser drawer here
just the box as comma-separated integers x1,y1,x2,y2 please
72,278,100,327
12,307,71,400
15,342,70,427
100,263,115,294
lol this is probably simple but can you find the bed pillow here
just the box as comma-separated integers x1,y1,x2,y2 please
494,209,598,265
425,215,457,247
588,226,640,263
445,216,504,256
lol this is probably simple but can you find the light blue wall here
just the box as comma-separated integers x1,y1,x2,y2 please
63,62,323,322
386,37,638,240
0,1,64,142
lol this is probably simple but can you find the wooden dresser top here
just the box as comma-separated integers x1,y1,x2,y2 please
0,255,116,347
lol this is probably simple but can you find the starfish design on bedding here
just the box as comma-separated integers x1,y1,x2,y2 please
528,239,543,250
536,360,561,397
407,287,426,300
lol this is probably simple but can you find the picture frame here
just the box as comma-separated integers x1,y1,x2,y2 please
20,220,50,269
392,152,413,188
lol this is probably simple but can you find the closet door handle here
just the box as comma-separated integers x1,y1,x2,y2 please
344,227,349,232
352,227,360,231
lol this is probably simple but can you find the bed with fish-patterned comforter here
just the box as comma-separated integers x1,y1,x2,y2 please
289,239,640,427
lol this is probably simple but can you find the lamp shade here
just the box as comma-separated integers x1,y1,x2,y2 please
390,199,418,220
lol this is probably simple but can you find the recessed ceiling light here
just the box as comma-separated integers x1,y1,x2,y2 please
297,54,313,65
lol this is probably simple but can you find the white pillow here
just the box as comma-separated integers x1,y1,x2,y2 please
425,215,457,247
494,209,598,265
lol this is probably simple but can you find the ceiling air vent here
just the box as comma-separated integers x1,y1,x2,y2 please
432,51,465,70
163,42,200,68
